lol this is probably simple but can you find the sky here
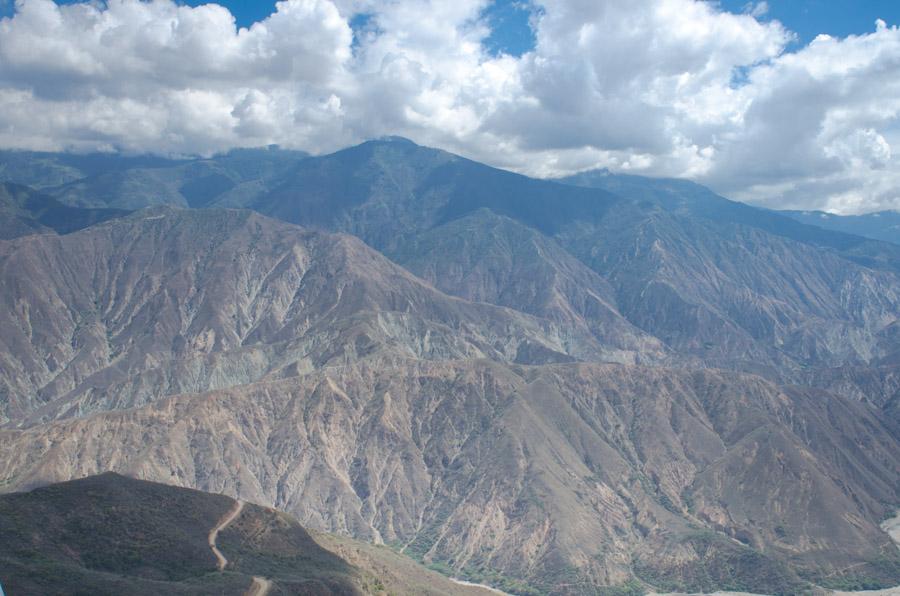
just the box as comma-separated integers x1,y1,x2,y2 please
0,1,898,214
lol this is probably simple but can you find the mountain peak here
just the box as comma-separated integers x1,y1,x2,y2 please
373,135,419,146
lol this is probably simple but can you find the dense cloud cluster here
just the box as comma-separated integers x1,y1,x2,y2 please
0,0,898,213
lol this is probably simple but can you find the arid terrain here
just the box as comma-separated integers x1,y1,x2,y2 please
1,140,899,594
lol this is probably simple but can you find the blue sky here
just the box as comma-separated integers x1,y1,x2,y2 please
5,0,896,46
719,0,900,45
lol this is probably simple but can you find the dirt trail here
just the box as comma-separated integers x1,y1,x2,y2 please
208,500,273,596
246,576,272,596
208,499,245,571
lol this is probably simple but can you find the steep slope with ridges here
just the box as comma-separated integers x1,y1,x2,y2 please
0,207,614,426
2,362,897,594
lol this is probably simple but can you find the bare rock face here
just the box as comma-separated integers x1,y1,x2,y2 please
391,210,668,365
556,208,900,377
1,361,898,593
0,207,614,426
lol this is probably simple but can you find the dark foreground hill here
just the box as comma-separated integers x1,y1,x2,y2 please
0,473,495,595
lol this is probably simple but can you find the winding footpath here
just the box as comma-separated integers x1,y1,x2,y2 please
207,499,271,596
209,500,245,571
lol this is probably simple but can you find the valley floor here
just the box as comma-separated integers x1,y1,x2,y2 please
830,512,900,596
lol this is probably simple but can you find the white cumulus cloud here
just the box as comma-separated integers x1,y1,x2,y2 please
0,0,898,213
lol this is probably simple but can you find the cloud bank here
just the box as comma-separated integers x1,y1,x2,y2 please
0,0,898,213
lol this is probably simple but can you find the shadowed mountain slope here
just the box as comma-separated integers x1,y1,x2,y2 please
244,139,900,387
781,209,900,246
44,147,308,210
0,182,129,240
0,150,186,191
252,138,619,249
558,169,900,267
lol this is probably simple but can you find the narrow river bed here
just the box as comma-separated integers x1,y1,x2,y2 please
448,577,512,595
